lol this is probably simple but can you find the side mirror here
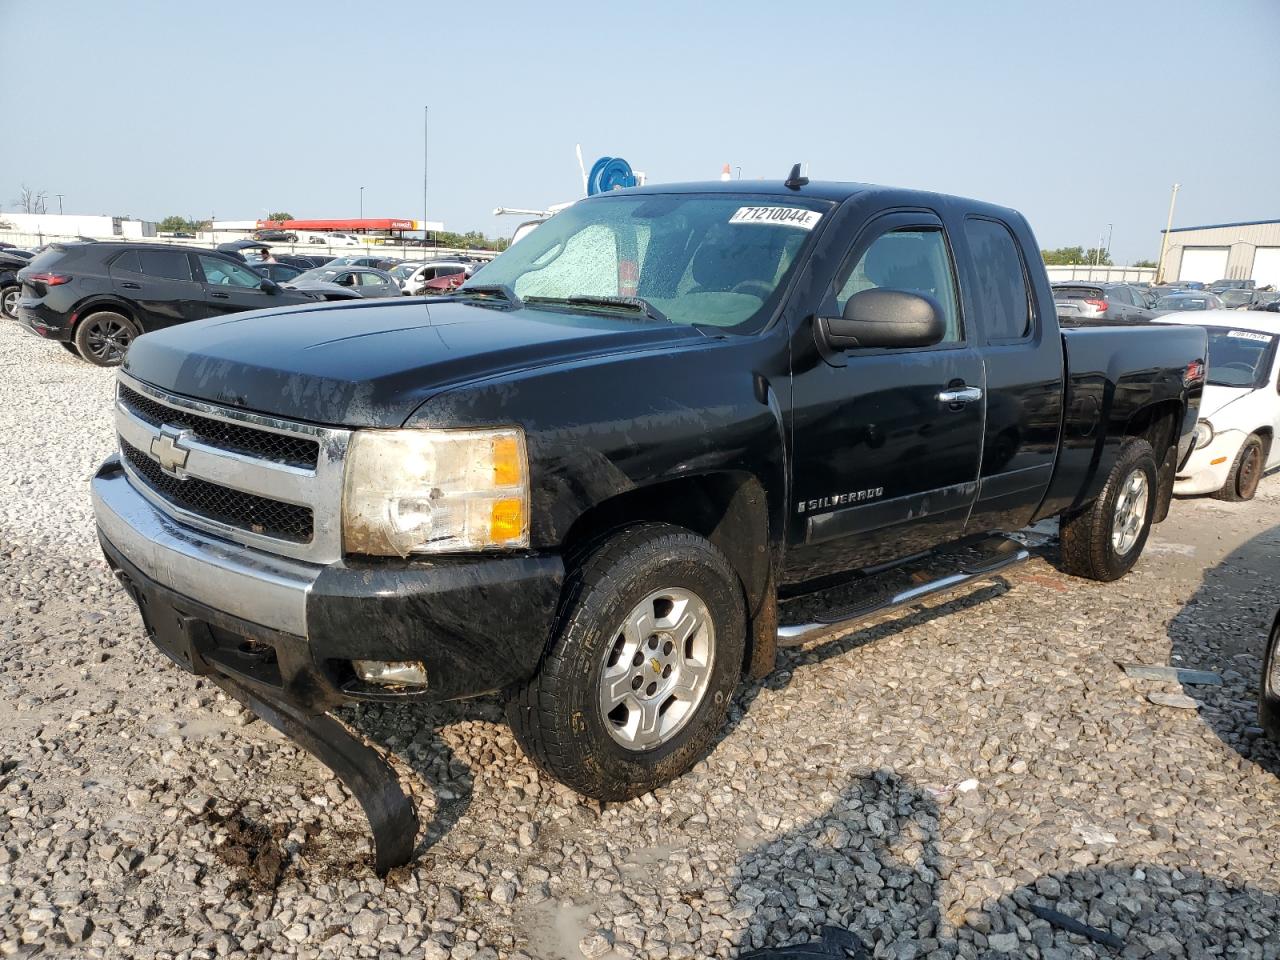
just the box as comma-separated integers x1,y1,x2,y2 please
817,288,945,351
260,279,281,294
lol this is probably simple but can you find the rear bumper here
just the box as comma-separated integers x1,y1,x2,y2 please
1173,430,1244,496
17,301,73,341
92,455,565,711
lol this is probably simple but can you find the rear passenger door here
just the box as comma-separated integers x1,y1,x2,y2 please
356,271,396,297
195,254,278,317
109,248,205,329
959,215,1064,534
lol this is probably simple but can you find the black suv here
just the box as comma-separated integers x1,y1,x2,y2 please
16,241,342,366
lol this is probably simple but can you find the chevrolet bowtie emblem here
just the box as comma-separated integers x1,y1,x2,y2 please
150,426,192,477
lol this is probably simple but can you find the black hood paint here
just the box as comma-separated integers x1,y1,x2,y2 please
122,298,701,427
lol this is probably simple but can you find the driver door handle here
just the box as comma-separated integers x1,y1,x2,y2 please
937,386,983,404
209,291,229,299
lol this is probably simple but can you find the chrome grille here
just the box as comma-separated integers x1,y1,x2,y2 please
119,385,319,468
120,438,314,542
113,372,351,563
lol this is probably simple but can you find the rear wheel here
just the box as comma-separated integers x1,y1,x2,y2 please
506,523,746,800
0,285,19,320
1214,434,1265,502
73,311,139,366
1059,438,1158,582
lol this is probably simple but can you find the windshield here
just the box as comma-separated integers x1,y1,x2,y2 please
293,267,342,283
464,193,833,332
1157,296,1212,310
390,263,422,280
1205,328,1276,387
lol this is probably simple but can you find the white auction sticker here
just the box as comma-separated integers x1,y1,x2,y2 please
1227,330,1272,342
729,206,822,230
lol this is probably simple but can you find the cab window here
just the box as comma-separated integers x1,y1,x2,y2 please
963,218,1033,340
833,228,962,343
139,250,193,282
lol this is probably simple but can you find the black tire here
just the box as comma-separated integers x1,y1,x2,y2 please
1214,434,1265,503
0,285,19,320
1060,438,1159,582
73,311,139,366
506,523,746,801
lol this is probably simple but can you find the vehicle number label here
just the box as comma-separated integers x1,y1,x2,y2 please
729,206,822,230
1227,330,1271,342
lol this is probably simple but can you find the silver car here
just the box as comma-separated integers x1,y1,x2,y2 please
284,266,402,299
1052,282,1156,322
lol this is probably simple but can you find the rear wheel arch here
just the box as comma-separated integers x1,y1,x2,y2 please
74,297,143,331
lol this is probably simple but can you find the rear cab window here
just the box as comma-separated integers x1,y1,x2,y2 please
963,217,1034,341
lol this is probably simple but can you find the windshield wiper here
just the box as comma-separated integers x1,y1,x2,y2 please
526,294,671,324
454,284,522,307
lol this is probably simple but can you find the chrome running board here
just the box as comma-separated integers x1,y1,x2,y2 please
777,536,1031,647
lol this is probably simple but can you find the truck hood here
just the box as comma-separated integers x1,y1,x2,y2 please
122,297,702,427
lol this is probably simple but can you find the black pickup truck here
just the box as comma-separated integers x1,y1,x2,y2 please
91,174,1206,870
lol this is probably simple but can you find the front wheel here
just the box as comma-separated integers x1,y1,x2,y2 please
0,285,19,320
1059,438,1158,582
1215,434,1265,502
73,311,139,366
506,523,746,800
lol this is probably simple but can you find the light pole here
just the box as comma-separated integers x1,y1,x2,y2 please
359,186,365,220
1156,183,1180,283
1104,223,1113,264
56,194,64,215
423,106,429,246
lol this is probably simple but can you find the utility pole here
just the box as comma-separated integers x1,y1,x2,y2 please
430,106,435,245
1104,223,1113,264
55,194,64,215
1156,183,1180,283
359,186,365,220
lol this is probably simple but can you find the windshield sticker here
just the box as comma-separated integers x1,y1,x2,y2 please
1227,330,1272,342
729,206,822,230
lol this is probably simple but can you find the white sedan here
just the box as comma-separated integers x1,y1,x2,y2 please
1164,310,1280,501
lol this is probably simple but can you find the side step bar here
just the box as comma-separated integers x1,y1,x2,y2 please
777,538,1030,647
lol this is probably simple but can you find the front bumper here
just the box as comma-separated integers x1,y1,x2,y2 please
1173,429,1244,496
91,455,565,711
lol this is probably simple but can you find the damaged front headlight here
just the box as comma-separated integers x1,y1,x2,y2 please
342,428,529,557
1192,419,1214,450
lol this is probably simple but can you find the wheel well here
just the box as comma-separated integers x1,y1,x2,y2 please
1255,427,1273,458
1124,400,1181,460
561,473,771,618
75,300,139,330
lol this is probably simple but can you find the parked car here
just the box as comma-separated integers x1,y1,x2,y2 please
326,254,401,271
1218,288,1258,310
1262,609,1280,743
1,250,35,319
14,241,345,366
1209,279,1255,293
253,229,298,243
1052,281,1156,322
90,176,1206,870
1164,311,1279,501
251,261,307,283
398,259,469,294
320,233,361,247
422,263,479,294
284,265,401,298
1152,292,1225,315
170,231,196,239
276,254,328,270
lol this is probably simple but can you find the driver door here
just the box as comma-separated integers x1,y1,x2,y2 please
784,212,986,581
195,254,277,318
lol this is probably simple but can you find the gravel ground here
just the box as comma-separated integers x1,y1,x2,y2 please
1,321,1278,960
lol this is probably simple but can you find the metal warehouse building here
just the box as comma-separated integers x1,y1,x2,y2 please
1158,219,1280,287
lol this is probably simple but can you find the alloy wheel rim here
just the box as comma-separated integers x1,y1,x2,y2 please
1,289,17,317
1111,469,1149,555
86,319,131,362
598,586,716,751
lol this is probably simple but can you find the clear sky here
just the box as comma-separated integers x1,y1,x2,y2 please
1,0,1277,263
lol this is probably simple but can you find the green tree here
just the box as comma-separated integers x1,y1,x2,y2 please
1041,246,1087,265
266,211,294,223
1131,259,1157,269
158,215,190,232
1083,248,1113,267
